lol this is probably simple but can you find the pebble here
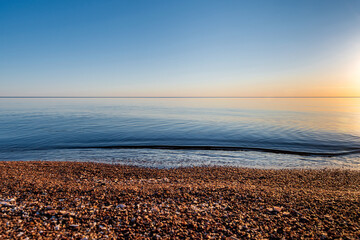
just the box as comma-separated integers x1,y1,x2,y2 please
299,217,309,223
282,211,291,216
0,161,359,239
273,206,282,213
0,201,14,207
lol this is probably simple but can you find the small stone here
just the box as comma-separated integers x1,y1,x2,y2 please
320,233,328,239
0,201,14,207
117,204,126,209
282,211,291,216
151,207,160,212
299,217,309,223
46,210,57,215
273,206,282,213
290,209,301,216
266,207,282,214
59,210,70,215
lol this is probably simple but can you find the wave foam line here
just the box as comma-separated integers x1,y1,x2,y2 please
68,145,360,157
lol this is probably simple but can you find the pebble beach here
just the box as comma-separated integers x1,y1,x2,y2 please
1,161,359,239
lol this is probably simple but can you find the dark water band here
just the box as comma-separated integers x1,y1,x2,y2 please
68,145,360,157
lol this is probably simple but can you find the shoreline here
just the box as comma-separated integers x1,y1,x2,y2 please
1,161,359,239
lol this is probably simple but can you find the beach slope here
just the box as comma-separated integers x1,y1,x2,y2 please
0,161,359,239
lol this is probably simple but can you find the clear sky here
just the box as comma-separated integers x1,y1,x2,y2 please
1,0,360,97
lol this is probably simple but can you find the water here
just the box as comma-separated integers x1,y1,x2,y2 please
0,98,360,169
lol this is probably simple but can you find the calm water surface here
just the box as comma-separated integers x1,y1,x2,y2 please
0,98,359,169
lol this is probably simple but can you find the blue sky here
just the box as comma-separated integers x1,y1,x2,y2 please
1,0,360,97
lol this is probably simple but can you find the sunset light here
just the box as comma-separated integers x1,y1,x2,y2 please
1,1,360,238
1,1,360,97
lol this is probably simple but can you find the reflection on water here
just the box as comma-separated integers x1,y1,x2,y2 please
0,98,360,168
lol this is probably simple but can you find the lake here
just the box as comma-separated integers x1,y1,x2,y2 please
1,98,359,169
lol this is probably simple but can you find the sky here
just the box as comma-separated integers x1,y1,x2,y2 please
1,0,360,97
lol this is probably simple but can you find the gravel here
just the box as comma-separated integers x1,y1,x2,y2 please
0,161,359,239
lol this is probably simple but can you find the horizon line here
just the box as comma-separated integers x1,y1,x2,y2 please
1,96,360,99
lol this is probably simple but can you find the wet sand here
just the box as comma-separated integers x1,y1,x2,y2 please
0,161,359,239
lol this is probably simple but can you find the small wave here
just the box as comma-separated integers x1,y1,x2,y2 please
63,145,360,157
